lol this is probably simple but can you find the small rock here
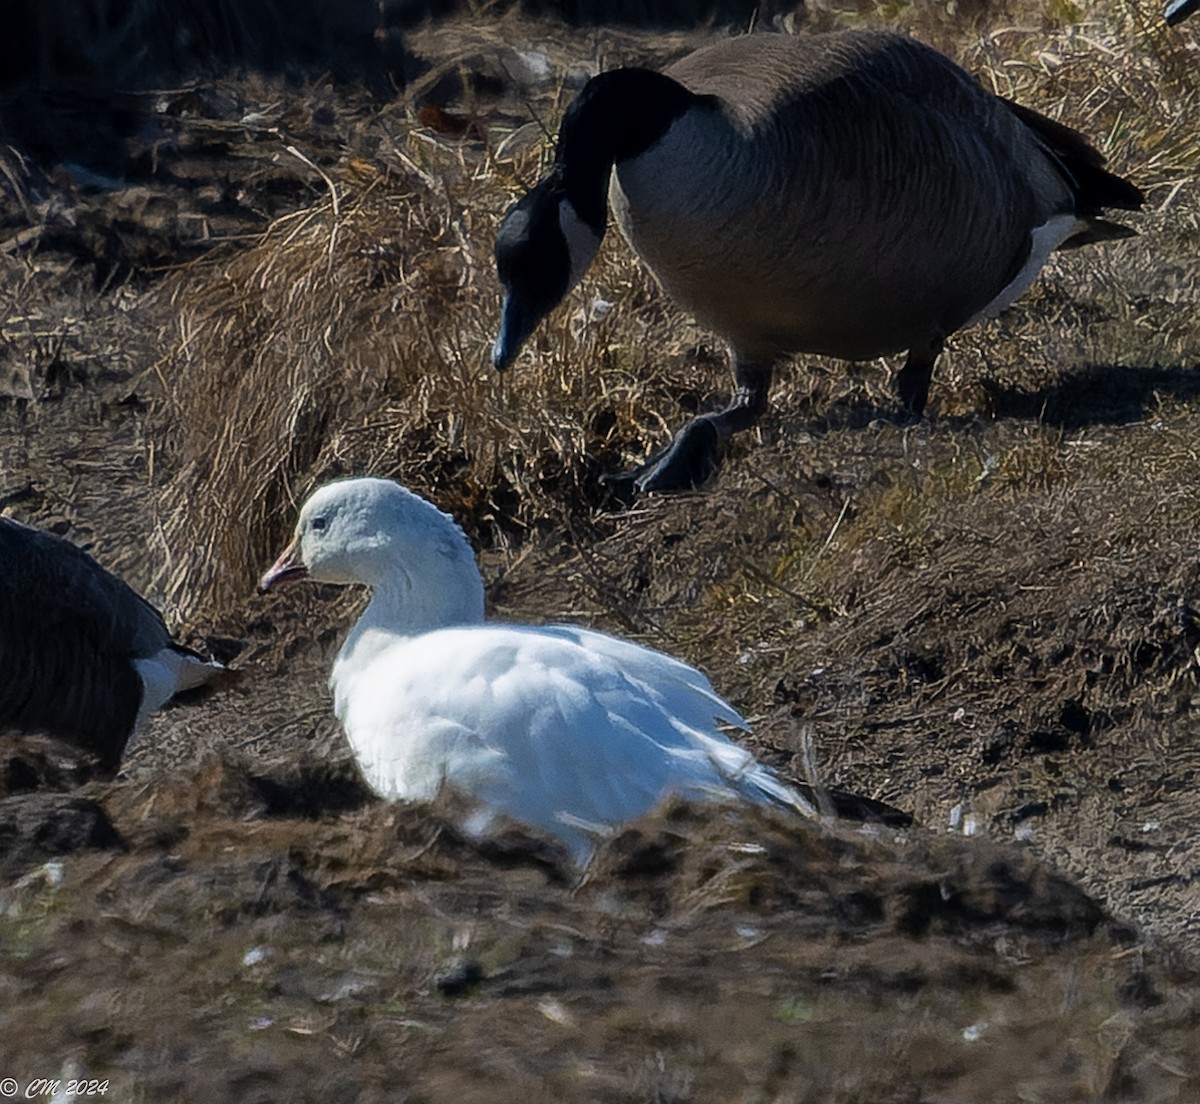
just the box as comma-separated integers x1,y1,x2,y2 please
435,956,484,997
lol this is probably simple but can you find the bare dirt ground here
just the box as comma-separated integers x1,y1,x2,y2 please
1,2,1200,1100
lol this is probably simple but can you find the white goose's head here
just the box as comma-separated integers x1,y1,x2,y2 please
260,478,485,628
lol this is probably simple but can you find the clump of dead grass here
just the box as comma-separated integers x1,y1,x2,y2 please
151,161,501,621
149,117,709,622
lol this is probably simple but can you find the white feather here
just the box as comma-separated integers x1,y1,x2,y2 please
132,648,226,731
965,213,1087,326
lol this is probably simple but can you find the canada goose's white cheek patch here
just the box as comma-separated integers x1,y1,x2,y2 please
503,206,531,239
558,200,602,290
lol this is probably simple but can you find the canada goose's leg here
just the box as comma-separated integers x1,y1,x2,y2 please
622,358,774,495
895,337,944,417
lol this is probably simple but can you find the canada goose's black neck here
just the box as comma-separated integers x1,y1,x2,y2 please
555,68,698,233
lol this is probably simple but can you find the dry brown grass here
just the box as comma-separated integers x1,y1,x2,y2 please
151,0,1198,626
151,149,657,620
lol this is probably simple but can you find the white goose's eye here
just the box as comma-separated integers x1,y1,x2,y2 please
310,516,328,532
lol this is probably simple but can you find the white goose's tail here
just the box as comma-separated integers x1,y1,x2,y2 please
691,730,820,820
740,762,820,820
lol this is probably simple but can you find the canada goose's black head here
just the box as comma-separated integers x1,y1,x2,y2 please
492,67,694,371
493,175,602,370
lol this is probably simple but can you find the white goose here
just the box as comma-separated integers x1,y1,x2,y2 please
260,477,814,861
0,516,229,771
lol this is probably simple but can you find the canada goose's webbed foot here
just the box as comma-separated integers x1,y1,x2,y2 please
606,359,772,497
895,339,943,417
627,416,723,494
602,417,723,499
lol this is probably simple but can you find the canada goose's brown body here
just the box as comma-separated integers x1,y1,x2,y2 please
493,31,1143,493
616,34,1098,360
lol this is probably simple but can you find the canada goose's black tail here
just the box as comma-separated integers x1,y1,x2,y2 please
1057,218,1139,250
1003,99,1145,224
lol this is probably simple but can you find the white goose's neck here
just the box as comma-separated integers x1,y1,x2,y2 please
335,558,486,681
364,576,483,636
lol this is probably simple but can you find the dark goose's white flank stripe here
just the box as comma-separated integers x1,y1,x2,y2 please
0,517,227,770
493,30,1144,495
260,477,816,864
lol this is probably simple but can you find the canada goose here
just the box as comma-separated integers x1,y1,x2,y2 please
0,517,230,771
493,31,1144,493
260,477,816,862
1166,0,1199,24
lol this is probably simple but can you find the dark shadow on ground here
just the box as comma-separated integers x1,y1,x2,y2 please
777,362,1200,439
978,362,1200,429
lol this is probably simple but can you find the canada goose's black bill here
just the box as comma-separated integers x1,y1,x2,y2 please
493,178,601,371
492,293,534,371
1167,0,1199,23
493,182,571,371
259,540,308,593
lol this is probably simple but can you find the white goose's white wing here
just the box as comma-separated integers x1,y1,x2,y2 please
333,623,810,860
540,625,806,808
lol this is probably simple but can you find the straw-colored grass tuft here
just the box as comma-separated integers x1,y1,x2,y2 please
151,124,700,621
153,166,496,621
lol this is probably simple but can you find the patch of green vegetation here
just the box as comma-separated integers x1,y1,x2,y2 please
774,995,815,1024
842,451,988,567
1046,0,1084,25
990,434,1070,494
0,881,68,961
0,918,45,961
